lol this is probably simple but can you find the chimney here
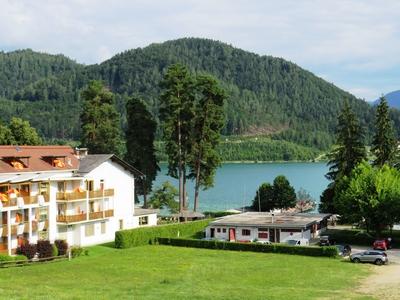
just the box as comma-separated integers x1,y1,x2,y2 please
74,148,88,159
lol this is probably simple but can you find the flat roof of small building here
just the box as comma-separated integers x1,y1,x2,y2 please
209,212,331,229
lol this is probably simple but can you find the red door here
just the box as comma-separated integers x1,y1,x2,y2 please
229,228,236,241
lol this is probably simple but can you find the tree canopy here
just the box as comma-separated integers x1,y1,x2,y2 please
80,80,123,155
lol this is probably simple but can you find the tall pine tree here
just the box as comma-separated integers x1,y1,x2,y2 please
371,96,397,167
125,96,160,207
189,74,226,211
159,64,195,212
320,102,366,213
80,80,122,155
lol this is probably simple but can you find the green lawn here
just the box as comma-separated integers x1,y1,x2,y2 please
0,245,373,300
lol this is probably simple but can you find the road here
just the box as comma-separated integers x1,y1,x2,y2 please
349,246,400,299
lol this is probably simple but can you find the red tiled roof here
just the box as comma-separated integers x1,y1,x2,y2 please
0,146,79,173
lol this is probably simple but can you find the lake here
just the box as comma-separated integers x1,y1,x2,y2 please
152,162,329,212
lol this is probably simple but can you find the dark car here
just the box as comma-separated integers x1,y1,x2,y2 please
319,235,336,246
336,244,351,256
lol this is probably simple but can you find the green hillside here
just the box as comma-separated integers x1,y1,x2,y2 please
0,38,399,150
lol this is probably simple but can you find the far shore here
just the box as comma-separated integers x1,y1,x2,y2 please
159,160,328,164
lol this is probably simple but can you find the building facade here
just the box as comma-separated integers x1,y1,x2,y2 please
205,212,330,243
0,146,157,255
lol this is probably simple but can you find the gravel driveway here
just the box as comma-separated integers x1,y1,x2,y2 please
349,246,400,299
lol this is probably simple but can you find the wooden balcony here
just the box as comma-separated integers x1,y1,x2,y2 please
56,189,114,201
32,220,49,231
0,225,7,237
56,214,86,223
10,222,29,235
56,191,86,201
89,209,114,220
1,194,49,208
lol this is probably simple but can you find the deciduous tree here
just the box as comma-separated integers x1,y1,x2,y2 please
8,117,42,145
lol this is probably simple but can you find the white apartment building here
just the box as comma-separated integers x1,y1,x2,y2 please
0,146,157,255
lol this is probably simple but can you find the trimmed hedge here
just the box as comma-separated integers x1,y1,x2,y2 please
156,238,338,258
115,219,211,248
324,229,400,248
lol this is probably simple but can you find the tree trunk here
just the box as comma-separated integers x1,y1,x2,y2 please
193,160,201,212
142,178,147,208
178,119,183,213
182,167,187,210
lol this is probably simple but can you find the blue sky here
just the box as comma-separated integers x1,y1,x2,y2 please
1,0,399,101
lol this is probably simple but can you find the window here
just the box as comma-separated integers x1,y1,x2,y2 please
57,182,65,193
242,229,251,236
222,228,226,233
100,179,104,190
101,222,106,234
85,224,95,237
119,219,124,230
139,216,148,226
217,228,221,233
258,232,268,239
86,180,94,191
39,182,49,195
280,228,302,233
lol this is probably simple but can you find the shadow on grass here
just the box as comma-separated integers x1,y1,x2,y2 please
99,242,116,248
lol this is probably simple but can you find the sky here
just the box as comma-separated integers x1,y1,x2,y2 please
0,0,399,101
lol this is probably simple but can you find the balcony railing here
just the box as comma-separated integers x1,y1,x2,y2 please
32,220,49,231
58,209,114,223
56,189,114,201
89,209,114,220
1,194,49,208
10,222,30,235
56,214,86,223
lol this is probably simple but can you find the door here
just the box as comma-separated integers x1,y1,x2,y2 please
276,229,280,243
229,228,236,241
269,228,275,243
210,228,215,238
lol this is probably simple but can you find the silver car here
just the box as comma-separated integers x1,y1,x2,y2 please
350,250,388,265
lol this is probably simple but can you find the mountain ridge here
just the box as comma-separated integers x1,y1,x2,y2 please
0,37,398,149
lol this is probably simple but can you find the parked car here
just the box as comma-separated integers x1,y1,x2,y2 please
286,239,309,246
350,250,388,265
336,244,351,256
319,235,336,246
373,239,388,251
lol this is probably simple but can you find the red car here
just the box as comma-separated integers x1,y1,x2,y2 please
373,239,388,251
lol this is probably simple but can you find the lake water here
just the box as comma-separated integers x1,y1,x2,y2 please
152,162,329,212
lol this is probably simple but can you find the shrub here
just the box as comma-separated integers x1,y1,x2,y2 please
37,240,53,258
17,243,37,259
115,219,211,248
70,246,84,258
156,238,338,258
54,240,68,256
0,254,14,262
52,244,58,257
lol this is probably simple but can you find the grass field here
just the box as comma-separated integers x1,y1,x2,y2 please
0,245,373,300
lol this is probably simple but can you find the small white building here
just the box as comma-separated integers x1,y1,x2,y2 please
0,146,157,255
205,212,330,243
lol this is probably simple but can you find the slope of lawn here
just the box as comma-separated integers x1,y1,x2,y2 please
0,245,372,300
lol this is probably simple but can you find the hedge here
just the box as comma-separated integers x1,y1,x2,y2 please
115,219,211,248
156,238,338,258
324,229,400,248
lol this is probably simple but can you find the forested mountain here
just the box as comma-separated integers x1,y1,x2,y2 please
0,38,399,150
373,90,400,109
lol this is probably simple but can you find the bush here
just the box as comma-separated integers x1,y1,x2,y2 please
17,243,37,259
115,219,211,248
323,229,400,247
156,238,338,258
37,240,53,258
54,240,68,256
52,244,58,257
0,254,14,262
70,246,84,258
